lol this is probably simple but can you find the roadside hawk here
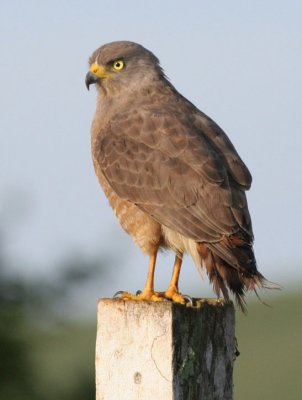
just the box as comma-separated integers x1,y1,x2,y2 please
85,40,270,311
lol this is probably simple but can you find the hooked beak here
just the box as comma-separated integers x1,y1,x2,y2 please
85,71,99,90
85,63,113,90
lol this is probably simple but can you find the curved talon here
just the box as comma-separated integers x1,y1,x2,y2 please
113,290,125,298
183,295,194,306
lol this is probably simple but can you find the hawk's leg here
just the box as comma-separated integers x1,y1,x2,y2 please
116,249,163,302
160,254,186,304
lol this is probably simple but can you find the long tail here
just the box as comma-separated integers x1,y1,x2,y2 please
198,235,278,313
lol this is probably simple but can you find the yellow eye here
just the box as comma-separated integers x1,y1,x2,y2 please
112,60,125,71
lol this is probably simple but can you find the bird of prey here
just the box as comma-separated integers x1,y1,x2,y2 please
85,40,270,311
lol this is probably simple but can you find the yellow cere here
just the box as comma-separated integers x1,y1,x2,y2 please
90,63,113,79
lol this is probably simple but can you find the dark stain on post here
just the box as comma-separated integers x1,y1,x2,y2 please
134,371,142,384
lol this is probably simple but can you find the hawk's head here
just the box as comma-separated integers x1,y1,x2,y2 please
85,41,164,93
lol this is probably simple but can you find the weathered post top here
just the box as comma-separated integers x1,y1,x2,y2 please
96,298,235,400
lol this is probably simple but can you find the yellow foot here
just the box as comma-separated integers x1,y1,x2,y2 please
159,287,188,305
114,290,163,302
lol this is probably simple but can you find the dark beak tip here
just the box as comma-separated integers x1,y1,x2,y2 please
85,71,99,91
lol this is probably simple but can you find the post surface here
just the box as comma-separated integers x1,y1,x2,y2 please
96,299,235,400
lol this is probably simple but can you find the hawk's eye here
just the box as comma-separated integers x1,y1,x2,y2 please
112,60,125,71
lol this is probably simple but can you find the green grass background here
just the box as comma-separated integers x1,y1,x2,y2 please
235,290,302,399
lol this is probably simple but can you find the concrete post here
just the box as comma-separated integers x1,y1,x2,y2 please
96,298,235,400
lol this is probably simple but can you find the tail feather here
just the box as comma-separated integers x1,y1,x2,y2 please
198,235,277,312
213,251,247,312
206,252,230,301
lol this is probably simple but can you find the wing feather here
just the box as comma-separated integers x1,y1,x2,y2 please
194,113,252,189
94,109,253,242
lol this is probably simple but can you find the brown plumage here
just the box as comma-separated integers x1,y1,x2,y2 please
86,41,270,311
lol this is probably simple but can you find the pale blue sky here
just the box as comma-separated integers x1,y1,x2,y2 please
1,1,301,296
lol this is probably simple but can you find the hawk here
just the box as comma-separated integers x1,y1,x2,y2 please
85,41,270,311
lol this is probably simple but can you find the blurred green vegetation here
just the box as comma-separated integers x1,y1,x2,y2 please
27,323,95,400
0,228,301,399
235,290,302,399
0,264,97,400
0,227,105,400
